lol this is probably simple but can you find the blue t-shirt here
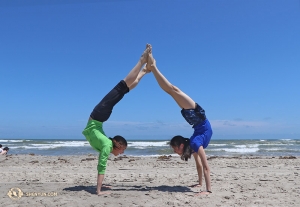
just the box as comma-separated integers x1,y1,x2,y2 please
190,119,213,152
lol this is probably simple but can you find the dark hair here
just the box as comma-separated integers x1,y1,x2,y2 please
3,147,9,151
109,135,127,149
170,135,192,161
0,144,2,148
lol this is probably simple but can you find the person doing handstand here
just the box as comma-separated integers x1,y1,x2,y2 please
146,51,213,195
82,44,152,195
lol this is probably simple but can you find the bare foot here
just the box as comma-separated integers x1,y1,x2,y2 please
140,43,152,64
142,65,151,74
146,53,156,71
189,184,202,188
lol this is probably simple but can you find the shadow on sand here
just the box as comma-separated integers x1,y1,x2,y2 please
63,184,193,194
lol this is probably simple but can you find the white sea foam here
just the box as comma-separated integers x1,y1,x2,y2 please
209,143,260,153
134,147,148,149
264,148,286,151
0,139,28,142
211,147,259,153
224,148,259,153
12,141,89,150
235,144,259,148
259,143,290,146
128,141,169,147
50,141,89,146
128,153,179,158
209,144,227,146
4,138,300,156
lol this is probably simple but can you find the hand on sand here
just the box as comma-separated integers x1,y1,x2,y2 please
140,44,152,65
97,191,111,196
189,184,202,188
194,191,211,196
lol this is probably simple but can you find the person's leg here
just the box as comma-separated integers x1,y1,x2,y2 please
128,66,150,90
147,55,196,109
90,44,151,122
123,44,151,87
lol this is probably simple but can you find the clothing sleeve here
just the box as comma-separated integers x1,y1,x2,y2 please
97,145,111,174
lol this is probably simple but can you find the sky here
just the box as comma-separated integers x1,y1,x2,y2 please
0,0,300,140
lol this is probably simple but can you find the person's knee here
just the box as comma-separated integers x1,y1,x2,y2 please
172,85,180,92
166,84,180,95
116,80,130,94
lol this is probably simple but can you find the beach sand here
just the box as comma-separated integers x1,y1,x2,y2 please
0,154,299,207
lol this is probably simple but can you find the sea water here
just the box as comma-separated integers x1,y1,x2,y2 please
1,138,299,157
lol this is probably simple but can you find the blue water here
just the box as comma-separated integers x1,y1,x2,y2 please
0,138,299,157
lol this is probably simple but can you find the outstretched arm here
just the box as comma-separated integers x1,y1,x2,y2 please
96,174,110,195
96,149,111,195
192,152,203,187
196,146,212,195
97,174,104,194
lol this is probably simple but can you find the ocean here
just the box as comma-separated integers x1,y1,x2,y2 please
1,138,299,157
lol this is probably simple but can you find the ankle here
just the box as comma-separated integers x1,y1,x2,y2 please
139,58,146,65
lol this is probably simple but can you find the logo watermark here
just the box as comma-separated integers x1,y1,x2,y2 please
7,188,57,200
7,188,23,200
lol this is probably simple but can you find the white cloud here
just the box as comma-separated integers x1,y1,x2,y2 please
104,119,299,137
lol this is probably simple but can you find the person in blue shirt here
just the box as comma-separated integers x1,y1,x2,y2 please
146,52,213,195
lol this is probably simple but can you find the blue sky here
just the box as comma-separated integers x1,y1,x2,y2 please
1,0,299,140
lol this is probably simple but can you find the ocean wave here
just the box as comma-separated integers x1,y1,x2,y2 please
0,139,29,143
10,141,89,150
4,138,300,156
258,143,293,146
259,148,300,152
211,147,259,153
209,144,227,146
235,144,259,148
128,141,169,147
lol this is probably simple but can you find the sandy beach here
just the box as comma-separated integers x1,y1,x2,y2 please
0,154,299,207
